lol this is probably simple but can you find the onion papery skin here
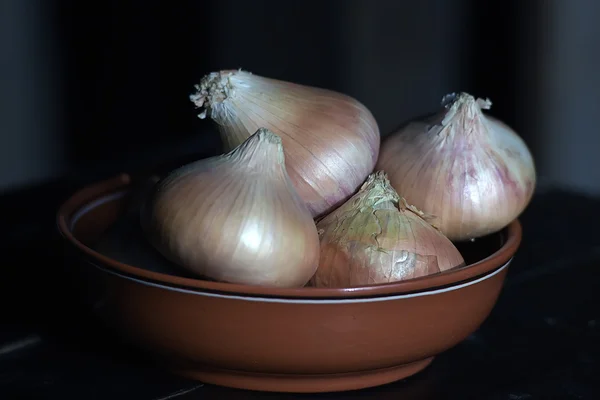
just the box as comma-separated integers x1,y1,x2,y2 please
190,69,381,218
311,171,465,288
376,92,536,241
142,128,320,288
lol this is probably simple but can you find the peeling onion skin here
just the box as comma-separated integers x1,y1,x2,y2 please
376,92,536,241
311,171,465,288
189,69,380,218
141,128,320,288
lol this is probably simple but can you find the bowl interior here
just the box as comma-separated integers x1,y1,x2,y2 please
58,174,521,299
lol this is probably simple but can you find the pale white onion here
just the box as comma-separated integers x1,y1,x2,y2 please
376,92,536,241
141,128,320,288
189,69,380,217
312,171,465,288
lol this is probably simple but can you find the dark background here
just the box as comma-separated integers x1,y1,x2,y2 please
1,1,600,398
2,0,598,195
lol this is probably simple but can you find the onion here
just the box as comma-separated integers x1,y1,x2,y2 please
376,92,536,241
189,69,380,218
141,128,320,288
311,171,465,288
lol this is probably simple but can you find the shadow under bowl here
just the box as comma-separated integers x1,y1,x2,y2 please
56,173,522,393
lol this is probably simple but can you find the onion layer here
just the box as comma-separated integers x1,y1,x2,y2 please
190,69,380,217
141,128,320,288
376,92,536,241
311,171,465,288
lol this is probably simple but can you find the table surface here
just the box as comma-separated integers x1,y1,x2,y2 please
0,176,598,400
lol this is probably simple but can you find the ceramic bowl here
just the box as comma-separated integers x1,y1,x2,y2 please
57,173,522,393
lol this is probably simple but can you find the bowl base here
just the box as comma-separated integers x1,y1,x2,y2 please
173,357,434,393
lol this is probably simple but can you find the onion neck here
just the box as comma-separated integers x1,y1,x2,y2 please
358,172,439,228
356,171,400,209
190,70,238,120
439,92,492,138
227,128,286,174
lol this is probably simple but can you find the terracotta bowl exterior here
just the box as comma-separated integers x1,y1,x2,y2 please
57,174,522,393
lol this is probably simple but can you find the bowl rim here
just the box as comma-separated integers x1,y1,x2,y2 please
89,257,511,303
56,173,522,299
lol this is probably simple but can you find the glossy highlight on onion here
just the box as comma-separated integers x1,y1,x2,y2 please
141,128,320,288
